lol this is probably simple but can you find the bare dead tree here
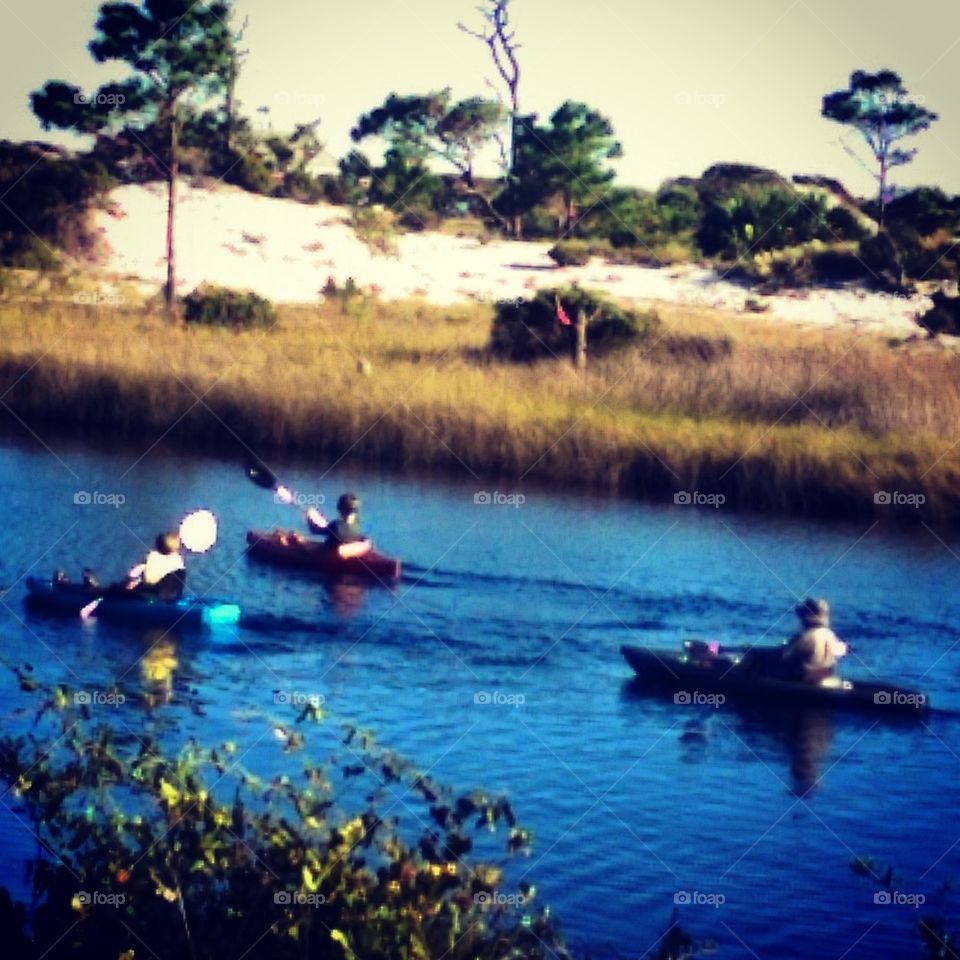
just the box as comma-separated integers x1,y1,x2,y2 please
458,1,521,178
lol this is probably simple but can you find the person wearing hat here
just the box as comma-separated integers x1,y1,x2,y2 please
780,598,848,683
305,492,371,557
125,532,186,600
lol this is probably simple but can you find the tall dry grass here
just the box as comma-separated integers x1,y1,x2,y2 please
1,282,959,520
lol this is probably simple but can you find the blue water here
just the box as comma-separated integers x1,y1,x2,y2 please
0,433,958,959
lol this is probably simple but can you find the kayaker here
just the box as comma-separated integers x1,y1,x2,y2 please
305,492,371,556
125,532,187,600
780,598,848,683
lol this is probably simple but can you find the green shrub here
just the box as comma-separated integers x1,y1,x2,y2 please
0,141,112,266
548,239,596,266
824,206,872,242
223,149,275,195
182,284,276,329
918,291,960,337
0,673,564,960
491,286,659,362
859,233,905,291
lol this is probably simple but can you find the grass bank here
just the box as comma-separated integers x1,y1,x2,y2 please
1,278,959,522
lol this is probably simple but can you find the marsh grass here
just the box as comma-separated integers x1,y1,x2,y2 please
2,278,960,520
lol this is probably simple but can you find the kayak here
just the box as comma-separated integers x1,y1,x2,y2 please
246,530,401,582
25,577,241,628
621,643,930,715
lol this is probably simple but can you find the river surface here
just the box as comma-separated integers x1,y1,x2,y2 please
0,433,958,959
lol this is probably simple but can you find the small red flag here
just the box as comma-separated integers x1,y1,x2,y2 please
556,302,572,326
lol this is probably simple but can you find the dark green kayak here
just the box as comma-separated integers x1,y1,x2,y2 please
621,643,929,715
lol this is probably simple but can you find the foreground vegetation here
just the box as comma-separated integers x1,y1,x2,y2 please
1,275,959,521
0,666,565,960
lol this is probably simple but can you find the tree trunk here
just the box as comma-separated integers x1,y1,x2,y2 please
573,310,587,371
164,111,179,312
878,154,887,227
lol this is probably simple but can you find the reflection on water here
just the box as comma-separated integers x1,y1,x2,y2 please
139,630,180,709
324,581,370,618
625,682,836,796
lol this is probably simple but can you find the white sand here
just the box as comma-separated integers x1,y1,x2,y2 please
92,181,931,335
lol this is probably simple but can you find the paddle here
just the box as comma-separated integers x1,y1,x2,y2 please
80,509,220,620
246,461,327,530
244,462,376,557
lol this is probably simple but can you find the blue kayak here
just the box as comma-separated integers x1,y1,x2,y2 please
25,577,241,629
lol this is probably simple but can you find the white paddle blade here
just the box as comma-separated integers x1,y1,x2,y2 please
180,509,218,553
275,485,294,505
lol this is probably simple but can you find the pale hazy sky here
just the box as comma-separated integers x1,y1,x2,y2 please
1,0,958,198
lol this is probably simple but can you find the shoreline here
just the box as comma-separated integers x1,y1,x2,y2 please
1,303,957,524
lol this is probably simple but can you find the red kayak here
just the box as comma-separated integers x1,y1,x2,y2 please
245,530,401,582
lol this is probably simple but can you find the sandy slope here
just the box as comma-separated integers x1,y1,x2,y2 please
92,181,930,335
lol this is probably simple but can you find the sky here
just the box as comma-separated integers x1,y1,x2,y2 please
1,0,959,199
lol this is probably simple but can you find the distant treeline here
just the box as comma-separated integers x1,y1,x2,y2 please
2,133,959,295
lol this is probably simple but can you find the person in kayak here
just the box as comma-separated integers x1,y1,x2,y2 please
780,598,848,683
124,532,187,600
738,598,848,683
305,492,371,557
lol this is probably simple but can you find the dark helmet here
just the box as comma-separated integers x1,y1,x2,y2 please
156,531,181,555
337,492,360,517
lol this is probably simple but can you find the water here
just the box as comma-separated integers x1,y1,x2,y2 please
0,432,958,959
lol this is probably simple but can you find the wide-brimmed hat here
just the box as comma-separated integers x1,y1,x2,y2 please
796,597,830,626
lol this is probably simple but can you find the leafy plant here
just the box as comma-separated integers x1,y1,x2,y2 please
918,291,960,337
0,671,564,960
182,284,276,329
490,286,659,362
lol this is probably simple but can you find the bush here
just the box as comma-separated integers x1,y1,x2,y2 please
351,205,400,257
0,674,565,960
548,239,597,266
222,149,275,195
859,233,905,291
918,291,960,337
824,205,872,242
491,286,659,363
0,141,113,266
182,284,276,329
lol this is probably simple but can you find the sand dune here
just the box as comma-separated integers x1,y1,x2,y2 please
93,181,930,335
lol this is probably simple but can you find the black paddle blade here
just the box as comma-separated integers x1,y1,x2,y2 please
246,461,278,490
